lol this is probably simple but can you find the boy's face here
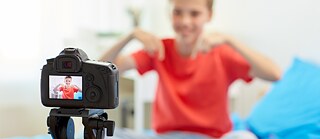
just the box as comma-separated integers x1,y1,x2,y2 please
171,0,212,44
64,78,72,86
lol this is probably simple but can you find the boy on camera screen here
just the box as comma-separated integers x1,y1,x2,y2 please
50,75,82,99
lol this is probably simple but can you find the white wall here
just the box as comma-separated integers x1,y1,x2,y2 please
211,0,320,69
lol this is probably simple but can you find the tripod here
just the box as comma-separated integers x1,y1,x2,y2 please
47,108,115,139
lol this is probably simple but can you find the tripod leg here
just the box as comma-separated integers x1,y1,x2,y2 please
96,129,103,139
48,116,74,139
84,127,95,139
47,116,58,139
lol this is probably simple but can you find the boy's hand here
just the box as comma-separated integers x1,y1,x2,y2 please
133,28,165,60
191,32,229,58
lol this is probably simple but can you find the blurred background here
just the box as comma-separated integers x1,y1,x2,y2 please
1,0,320,138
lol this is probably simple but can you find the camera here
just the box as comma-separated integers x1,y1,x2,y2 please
41,48,119,109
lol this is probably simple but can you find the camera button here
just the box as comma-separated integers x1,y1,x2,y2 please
85,74,94,81
86,83,91,88
111,64,116,70
85,87,101,102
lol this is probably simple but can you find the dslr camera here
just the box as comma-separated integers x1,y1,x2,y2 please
41,48,119,109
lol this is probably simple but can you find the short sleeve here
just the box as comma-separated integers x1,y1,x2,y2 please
219,44,252,83
73,87,79,92
131,50,155,75
58,86,63,91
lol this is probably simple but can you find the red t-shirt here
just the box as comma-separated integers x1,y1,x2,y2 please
131,39,252,138
59,85,79,99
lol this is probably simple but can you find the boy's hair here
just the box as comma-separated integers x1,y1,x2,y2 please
170,0,214,11
206,0,214,11
65,76,72,79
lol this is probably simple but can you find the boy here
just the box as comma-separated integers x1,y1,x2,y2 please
101,0,281,138
53,76,82,99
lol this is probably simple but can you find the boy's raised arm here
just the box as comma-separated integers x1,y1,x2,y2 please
53,84,62,93
99,28,164,74
225,35,282,81
192,32,281,81
99,32,136,74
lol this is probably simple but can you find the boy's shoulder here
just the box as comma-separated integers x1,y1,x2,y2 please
161,38,174,43
214,43,234,52
161,38,175,48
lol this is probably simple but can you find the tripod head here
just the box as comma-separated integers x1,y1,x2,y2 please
47,108,115,139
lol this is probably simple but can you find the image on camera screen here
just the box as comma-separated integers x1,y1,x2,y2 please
49,75,82,100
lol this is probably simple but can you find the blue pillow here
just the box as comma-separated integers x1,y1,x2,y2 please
247,58,320,139
74,92,82,100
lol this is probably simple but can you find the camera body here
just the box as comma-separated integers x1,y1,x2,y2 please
41,48,119,109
